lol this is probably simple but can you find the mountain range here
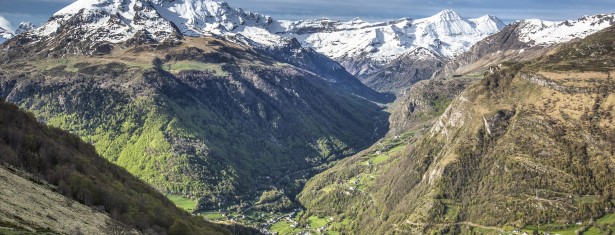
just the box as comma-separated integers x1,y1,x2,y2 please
12,0,504,94
0,0,614,234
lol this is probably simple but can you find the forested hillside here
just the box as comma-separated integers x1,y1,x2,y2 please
0,99,257,235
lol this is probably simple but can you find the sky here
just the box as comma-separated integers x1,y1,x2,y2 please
0,0,614,31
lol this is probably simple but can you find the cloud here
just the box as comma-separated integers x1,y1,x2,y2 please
0,15,13,32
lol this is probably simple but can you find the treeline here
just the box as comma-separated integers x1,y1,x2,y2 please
0,99,257,235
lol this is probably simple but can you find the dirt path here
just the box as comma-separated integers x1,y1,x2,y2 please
404,220,503,231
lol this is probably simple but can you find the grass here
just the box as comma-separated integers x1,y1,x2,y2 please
583,227,603,235
201,212,225,220
270,220,300,235
596,213,615,225
361,154,390,165
348,174,376,191
472,227,501,234
166,194,196,212
515,213,615,235
321,186,335,193
443,204,459,222
163,61,227,76
0,228,54,235
360,139,406,166
308,215,329,228
522,224,581,235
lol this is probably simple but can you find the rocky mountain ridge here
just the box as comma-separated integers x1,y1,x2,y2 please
442,13,615,77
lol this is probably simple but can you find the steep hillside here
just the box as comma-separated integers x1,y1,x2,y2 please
0,99,256,235
0,164,122,234
0,32,388,218
297,25,615,234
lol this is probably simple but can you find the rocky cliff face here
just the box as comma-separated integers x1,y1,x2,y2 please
360,48,447,94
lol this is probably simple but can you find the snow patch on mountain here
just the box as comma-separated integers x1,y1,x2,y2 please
0,27,13,44
0,16,14,44
518,13,615,46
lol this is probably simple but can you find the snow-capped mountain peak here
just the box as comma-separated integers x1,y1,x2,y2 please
27,0,276,44
470,15,507,32
15,22,36,35
425,9,463,22
31,0,180,43
517,13,614,46
154,0,273,36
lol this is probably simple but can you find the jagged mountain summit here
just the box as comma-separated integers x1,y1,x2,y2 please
516,14,614,46
0,22,37,44
269,9,505,93
14,22,35,34
5,0,388,103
